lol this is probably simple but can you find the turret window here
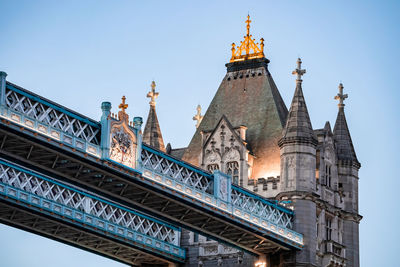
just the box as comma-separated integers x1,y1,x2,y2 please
207,164,219,173
226,161,239,184
325,164,332,187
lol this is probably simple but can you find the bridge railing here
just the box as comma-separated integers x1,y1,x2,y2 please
141,145,214,194
0,158,185,259
141,145,303,246
1,82,102,157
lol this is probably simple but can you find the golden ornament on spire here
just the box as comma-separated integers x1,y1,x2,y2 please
118,95,129,121
119,96,128,112
230,15,265,62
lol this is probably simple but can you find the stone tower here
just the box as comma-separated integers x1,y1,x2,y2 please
277,58,318,266
159,16,361,267
143,81,166,151
333,84,361,267
182,16,288,189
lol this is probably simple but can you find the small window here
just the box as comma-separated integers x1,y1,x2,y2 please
326,218,332,240
325,164,332,187
207,164,219,173
193,233,199,243
226,161,239,184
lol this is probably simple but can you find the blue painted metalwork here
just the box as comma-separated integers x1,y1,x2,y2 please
143,144,213,179
0,158,185,260
140,146,304,246
0,79,304,248
1,83,102,156
231,185,293,215
100,101,112,158
6,83,100,128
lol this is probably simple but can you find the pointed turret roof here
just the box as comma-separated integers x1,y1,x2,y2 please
143,81,165,152
333,83,360,167
279,58,317,147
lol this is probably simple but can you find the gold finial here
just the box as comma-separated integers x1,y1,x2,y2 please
119,96,128,112
193,105,203,128
292,58,306,83
147,81,159,106
118,96,129,121
230,15,265,62
245,14,251,36
334,83,348,109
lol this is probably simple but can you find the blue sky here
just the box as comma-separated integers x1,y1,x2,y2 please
0,1,399,266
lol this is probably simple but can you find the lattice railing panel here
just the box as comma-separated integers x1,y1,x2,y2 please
141,147,213,193
231,187,293,228
0,162,179,244
5,87,100,145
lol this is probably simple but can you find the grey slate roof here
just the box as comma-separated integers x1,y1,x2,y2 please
333,108,360,166
143,105,166,152
279,80,317,146
182,58,288,178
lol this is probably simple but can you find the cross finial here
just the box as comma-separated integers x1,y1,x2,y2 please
334,83,348,109
292,58,306,83
118,96,128,113
246,14,251,36
118,95,129,121
192,104,203,128
147,80,159,106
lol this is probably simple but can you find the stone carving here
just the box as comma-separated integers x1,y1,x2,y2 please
219,176,228,201
110,126,136,167
204,245,218,255
109,96,137,169
223,147,240,162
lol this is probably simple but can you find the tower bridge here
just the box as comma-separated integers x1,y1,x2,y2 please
0,73,303,266
0,15,362,267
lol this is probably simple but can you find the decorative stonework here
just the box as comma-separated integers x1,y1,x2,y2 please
201,116,249,187
106,96,140,169
110,125,136,168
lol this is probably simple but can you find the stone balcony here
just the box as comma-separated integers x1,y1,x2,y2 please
321,240,346,267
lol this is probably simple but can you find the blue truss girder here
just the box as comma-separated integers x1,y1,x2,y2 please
0,158,185,261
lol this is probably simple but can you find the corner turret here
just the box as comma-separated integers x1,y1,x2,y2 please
143,81,166,152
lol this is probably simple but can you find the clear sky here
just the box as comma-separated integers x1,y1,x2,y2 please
0,0,399,266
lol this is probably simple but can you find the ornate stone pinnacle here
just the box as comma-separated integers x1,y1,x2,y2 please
192,104,203,128
334,83,348,109
147,81,159,106
292,58,306,83
230,15,265,63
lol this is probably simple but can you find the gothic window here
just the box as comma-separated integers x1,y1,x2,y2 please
207,164,219,173
325,164,332,187
326,218,332,240
226,161,239,185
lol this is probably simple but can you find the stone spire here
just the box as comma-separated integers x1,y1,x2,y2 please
333,83,360,166
143,81,165,151
279,58,317,147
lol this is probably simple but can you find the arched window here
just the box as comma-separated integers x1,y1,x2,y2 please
207,164,219,173
226,161,239,184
